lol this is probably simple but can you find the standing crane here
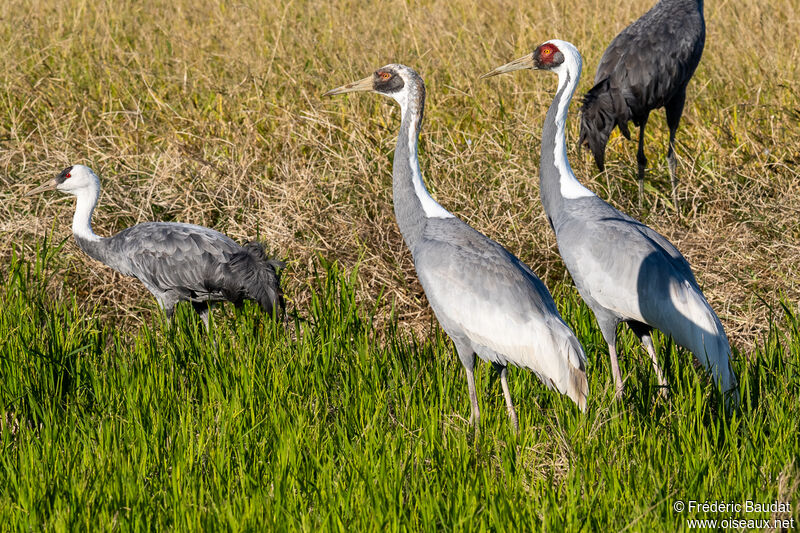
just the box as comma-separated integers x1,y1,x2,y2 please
482,40,738,406
578,0,705,209
324,64,588,433
28,165,285,327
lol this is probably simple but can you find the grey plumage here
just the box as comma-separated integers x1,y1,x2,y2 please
483,40,738,406
415,219,589,406
578,0,705,208
29,165,284,327
325,64,588,432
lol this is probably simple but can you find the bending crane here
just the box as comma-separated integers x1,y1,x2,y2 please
29,165,284,327
579,0,705,209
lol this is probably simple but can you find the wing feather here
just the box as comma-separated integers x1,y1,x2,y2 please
107,222,242,299
415,220,587,405
594,0,704,115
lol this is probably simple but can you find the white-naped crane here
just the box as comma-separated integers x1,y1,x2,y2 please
578,0,705,209
28,165,285,327
324,64,588,433
482,40,738,406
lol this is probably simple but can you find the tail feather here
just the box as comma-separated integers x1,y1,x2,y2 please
542,331,589,411
565,335,589,412
515,321,589,412
697,331,740,412
579,78,632,172
226,241,285,319
698,330,739,404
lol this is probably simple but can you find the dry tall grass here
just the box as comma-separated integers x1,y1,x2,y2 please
1,0,798,349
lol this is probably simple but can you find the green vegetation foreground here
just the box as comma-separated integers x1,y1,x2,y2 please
1,248,798,530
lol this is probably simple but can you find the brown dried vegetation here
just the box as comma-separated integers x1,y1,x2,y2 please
1,0,798,349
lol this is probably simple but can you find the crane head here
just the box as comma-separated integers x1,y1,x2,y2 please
323,64,424,111
480,40,579,79
27,165,100,197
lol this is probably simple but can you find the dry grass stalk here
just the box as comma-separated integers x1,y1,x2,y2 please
1,0,798,351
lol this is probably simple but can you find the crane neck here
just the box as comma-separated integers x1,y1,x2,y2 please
71,184,102,242
70,183,112,264
539,59,595,220
392,79,453,252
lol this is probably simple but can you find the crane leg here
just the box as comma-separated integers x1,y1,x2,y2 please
608,342,625,400
455,342,480,435
636,114,650,210
629,322,669,398
666,91,686,212
159,300,175,327
641,334,669,399
598,317,624,399
465,368,480,435
498,366,519,433
666,130,679,210
192,302,213,331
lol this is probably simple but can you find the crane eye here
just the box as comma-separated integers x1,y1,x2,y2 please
380,72,392,80
66,173,71,178
542,48,552,55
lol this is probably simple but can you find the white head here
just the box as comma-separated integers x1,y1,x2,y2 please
533,40,582,82
323,63,425,116
480,39,583,87
28,164,101,198
27,164,103,241
323,63,454,219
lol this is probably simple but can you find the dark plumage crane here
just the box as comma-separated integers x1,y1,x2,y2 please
578,0,705,209
28,165,285,327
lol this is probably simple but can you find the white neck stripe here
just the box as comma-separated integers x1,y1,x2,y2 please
551,44,595,200
396,89,454,219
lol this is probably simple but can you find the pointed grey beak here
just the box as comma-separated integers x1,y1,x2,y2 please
480,54,535,79
323,76,374,97
26,178,58,196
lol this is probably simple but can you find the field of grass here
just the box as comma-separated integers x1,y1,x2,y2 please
1,0,799,530
2,243,799,530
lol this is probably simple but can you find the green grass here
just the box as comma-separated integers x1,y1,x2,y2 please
1,243,798,531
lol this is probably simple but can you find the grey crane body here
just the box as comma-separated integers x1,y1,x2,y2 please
579,0,705,208
482,40,737,404
552,192,736,402
30,165,284,326
325,64,588,432
415,217,587,393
